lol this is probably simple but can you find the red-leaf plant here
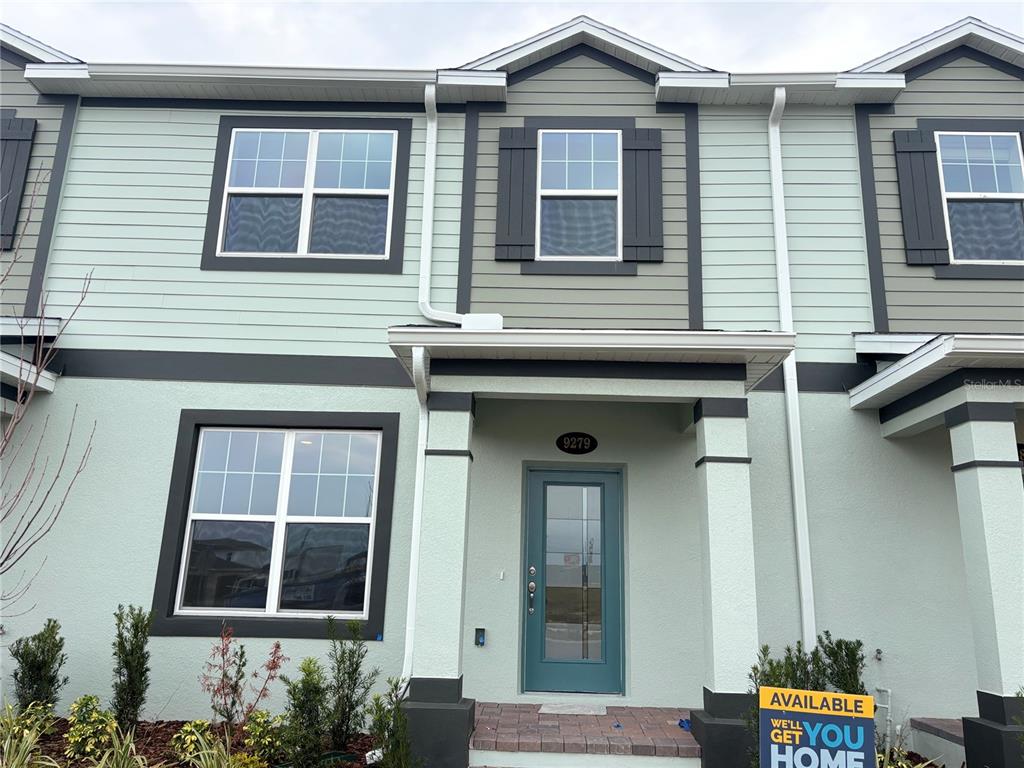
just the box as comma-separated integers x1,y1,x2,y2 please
200,623,288,745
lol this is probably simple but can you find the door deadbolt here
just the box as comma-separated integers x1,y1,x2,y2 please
528,565,537,576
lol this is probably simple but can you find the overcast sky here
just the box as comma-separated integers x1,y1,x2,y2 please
3,1,1022,73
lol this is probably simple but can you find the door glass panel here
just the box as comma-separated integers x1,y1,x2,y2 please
544,484,602,661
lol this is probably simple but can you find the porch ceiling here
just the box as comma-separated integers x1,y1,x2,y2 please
388,327,795,390
849,333,1024,410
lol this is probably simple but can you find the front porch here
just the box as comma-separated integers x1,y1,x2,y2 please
469,703,701,767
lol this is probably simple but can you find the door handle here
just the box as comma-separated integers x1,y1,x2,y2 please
527,580,536,614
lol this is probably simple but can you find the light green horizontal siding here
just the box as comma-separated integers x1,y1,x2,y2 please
470,55,689,329
867,57,1024,333
701,105,872,361
0,56,67,316
44,107,464,355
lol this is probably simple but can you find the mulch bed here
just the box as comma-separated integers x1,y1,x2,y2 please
35,719,374,767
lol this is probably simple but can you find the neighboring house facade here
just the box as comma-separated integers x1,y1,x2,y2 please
1,16,1022,768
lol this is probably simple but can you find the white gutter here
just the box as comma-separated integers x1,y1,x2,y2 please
768,86,817,650
401,347,430,682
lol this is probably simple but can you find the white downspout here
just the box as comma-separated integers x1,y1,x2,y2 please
402,346,429,682
768,86,817,649
417,83,502,330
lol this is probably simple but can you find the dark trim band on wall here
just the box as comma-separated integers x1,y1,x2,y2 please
200,115,411,274
694,456,752,468
854,103,894,334
753,361,878,393
944,401,1018,428
50,349,413,387
683,103,703,330
880,368,1024,423
905,45,1024,83
456,104,481,314
426,391,475,412
23,95,79,316
429,358,746,382
917,117,1024,133
520,261,638,276
508,43,657,87
151,409,400,640
951,459,1023,472
693,397,748,422
933,264,1024,280
424,448,474,461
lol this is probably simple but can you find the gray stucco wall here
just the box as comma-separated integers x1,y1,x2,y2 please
0,51,66,316
469,53,690,328
0,377,418,718
867,53,1024,333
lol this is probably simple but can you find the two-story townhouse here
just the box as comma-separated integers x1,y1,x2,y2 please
2,15,1022,768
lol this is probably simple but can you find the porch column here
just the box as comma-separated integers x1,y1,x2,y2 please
945,403,1024,768
689,398,760,768
405,393,476,768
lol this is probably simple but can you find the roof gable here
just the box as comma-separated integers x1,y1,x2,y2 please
0,23,79,64
850,17,1024,75
460,15,713,76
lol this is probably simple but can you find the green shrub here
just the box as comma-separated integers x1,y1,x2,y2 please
368,678,416,768
9,619,69,709
65,695,118,760
184,729,267,768
229,753,267,768
86,727,158,768
241,710,284,764
111,605,154,731
1,726,60,768
170,720,212,763
282,657,329,768
326,617,379,751
0,702,56,742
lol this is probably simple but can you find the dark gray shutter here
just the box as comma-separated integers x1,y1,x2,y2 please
494,127,538,261
622,128,664,263
893,129,950,265
0,111,37,251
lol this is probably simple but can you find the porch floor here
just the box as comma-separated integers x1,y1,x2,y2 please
471,703,701,758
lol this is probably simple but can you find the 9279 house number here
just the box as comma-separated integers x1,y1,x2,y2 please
556,432,598,455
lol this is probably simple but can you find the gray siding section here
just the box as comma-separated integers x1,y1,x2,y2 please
0,55,66,316
469,55,689,328
868,56,1024,333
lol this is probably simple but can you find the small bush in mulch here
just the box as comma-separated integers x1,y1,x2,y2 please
33,718,375,767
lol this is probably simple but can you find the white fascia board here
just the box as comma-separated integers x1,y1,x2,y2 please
655,71,730,99
850,17,1024,73
833,73,906,90
849,334,1024,409
462,15,710,73
24,63,90,80
389,327,795,354
0,316,64,340
0,24,80,64
437,69,507,88
0,350,57,394
853,333,938,357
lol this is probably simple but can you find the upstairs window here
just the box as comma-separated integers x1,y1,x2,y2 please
536,130,622,260
219,129,397,259
936,132,1024,263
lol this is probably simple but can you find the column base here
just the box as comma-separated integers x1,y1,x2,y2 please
689,687,755,768
403,677,476,768
963,691,1024,768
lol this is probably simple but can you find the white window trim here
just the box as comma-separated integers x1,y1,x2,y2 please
535,129,623,262
216,128,399,261
173,427,382,621
935,130,1024,266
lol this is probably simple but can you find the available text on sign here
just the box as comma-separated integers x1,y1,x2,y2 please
760,686,875,768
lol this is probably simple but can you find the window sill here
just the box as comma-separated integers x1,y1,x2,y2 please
200,253,403,274
520,261,638,276
933,263,1024,280
151,613,383,640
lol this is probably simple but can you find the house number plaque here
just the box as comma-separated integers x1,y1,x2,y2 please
556,432,598,455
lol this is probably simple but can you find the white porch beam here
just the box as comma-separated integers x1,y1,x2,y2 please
0,350,57,393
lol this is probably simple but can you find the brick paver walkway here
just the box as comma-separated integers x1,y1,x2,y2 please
471,703,701,758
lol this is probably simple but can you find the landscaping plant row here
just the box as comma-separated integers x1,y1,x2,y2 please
2,609,413,768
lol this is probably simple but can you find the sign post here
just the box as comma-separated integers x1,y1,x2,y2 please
759,686,875,768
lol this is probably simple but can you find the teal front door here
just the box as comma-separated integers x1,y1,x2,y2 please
523,469,624,694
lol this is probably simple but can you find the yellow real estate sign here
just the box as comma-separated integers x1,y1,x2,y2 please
759,686,875,768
